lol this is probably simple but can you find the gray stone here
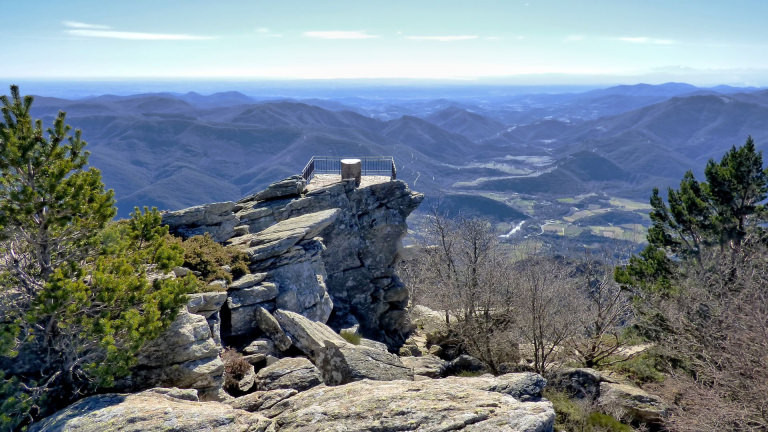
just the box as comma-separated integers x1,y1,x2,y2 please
358,337,389,352
400,354,447,378
450,372,548,402
243,339,277,356
254,357,322,392
598,382,668,424
186,292,227,318
446,354,488,375
315,340,413,385
143,387,200,402
137,310,220,367
272,309,348,360
263,376,554,431
270,258,332,323
248,175,306,202
162,201,239,243
227,282,278,308
243,353,267,365
205,279,228,292
228,304,262,336
252,306,292,351
550,368,605,401
173,266,191,277
228,272,267,290
30,389,272,432
228,389,298,412
272,309,411,385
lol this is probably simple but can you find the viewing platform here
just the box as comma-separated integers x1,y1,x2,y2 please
302,156,396,191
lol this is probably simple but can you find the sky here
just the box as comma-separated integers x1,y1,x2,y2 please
4,0,768,85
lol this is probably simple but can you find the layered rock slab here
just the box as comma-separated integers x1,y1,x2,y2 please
266,377,555,431
274,309,413,384
30,389,272,432
164,178,424,346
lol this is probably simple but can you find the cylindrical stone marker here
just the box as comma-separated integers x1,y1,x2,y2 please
341,158,362,186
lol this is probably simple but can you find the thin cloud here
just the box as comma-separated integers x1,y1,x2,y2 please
256,27,282,38
564,35,585,42
304,31,379,39
406,35,478,42
63,21,111,30
66,29,214,40
616,37,676,45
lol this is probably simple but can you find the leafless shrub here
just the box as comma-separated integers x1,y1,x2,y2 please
221,347,251,392
656,244,768,431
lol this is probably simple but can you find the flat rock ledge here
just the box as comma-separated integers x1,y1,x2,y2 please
266,378,554,431
33,374,555,432
30,388,271,432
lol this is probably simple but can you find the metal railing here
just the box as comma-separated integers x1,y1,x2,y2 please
301,156,397,183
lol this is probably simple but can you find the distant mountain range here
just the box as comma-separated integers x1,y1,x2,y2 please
26,83,768,219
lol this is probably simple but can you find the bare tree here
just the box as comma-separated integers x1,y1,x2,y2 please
400,207,519,373
571,248,634,368
512,252,584,374
656,243,768,431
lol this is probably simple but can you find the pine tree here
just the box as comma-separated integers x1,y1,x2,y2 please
616,137,768,339
0,87,199,430
0,85,115,288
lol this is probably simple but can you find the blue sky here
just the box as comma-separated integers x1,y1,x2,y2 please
4,0,768,85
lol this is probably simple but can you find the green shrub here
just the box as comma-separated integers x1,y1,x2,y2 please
587,412,633,432
172,233,250,284
606,350,665,385
544,389,632,432
340,330,362,345
455,370,485,377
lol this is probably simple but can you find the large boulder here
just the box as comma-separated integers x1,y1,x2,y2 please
263,376,555,431
163,201,239,243
228,389,298,412
118,309,224,400
242,175,306,202
549,368,605,400
254,357,322,392
448,372,548,402
273,309,412,385
252,306,292,351
598,382,668,424
272,309,348,359
30,388,272,432
399,354,446,378
315,340,413,385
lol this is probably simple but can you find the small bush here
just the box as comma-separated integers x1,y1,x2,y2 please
221,348,252,393
607,350,665,385
170,233,250,284
340,330,361,345
455,370,485,377
544,389,632,432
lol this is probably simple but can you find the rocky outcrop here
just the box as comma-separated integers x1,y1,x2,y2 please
254,357,322,391
36,372,555,431
30,388,272,432
274,309,413,384
163,177,423,347
265,377,554,431
598,382,668,424
164,201,239,243
118,304,225,400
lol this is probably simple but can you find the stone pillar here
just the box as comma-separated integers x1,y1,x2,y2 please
341,158,362,187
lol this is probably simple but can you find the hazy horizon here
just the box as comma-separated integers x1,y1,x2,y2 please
6,0,768,86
